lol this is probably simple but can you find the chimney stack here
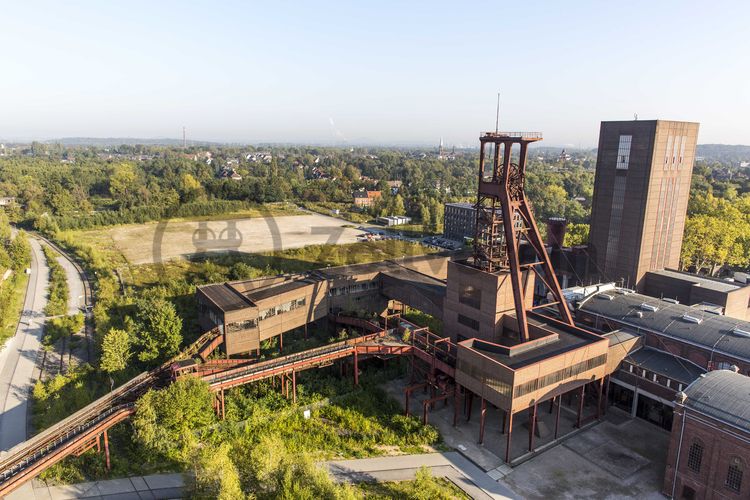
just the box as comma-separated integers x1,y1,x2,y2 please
546,217,568,249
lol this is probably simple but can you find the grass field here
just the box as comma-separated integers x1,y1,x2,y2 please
63,209,371,266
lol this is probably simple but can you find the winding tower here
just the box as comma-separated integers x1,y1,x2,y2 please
471,132,574,341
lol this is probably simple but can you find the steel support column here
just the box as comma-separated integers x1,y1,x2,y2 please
596,378,603,419
505,411,514,464
529,403,537,452
292,370,297,404
603,376,610,416
478,398,487,444
103,430,111,471
576,385,585,428
453,385,459,427
554,395,562,439
353,350,359,386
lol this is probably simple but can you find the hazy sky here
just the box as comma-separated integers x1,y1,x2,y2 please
1,1,748,146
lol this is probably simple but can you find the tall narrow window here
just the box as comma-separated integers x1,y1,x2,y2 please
726,457,743,492
616,135,632,170
687,441,703,473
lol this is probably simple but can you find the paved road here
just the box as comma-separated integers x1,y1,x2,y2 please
0,237,48,452
54,251,84,316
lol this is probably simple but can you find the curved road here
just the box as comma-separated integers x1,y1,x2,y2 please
0,237,48,452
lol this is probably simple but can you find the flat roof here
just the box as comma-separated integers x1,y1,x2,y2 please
244,277,321,302
629,347,704,385
445,202,475,209
199,283,253,312
463,314,604,370
579,289,750,362
648,269,742,293
603,328,640,347
683,370,750,433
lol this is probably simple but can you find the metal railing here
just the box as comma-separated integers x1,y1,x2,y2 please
481,131,543,140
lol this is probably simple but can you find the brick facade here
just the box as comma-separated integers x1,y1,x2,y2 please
664,403,750,499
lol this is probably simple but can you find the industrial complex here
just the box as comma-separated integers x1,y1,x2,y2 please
1,120,748,500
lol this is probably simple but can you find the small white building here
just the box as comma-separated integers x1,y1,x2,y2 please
376,215,411,226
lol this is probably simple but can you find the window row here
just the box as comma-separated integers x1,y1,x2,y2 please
622,362,684,391
329,281,379,296
259,297,307,320
456,358,512,398
457,314,480,331
686,440,743,493
514,354,607,398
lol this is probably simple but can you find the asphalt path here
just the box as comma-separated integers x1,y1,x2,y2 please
0,237,48,452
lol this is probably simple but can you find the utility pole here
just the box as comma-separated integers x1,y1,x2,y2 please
495,92,500,133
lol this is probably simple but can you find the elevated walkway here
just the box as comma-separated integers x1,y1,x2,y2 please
0,315,452,496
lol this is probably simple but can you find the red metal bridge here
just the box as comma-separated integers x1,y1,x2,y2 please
0,314,455,497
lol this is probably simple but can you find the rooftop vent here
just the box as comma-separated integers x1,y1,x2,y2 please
663,298,680,305
635,311,644,318
640,303,659,312
599,293,615,301
732,326,750,338
681,313,703,324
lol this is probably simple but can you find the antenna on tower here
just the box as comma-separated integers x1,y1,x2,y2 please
495,92,500,133
182,126,186,148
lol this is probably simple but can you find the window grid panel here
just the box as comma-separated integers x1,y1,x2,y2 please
616,135,632,170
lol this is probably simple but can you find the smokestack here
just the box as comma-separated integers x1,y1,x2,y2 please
546,217,568,249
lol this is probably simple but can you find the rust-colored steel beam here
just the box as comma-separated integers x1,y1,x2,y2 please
0,407,133,497
472,132,575,341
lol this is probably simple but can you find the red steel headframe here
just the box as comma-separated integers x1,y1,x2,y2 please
472,132,574,341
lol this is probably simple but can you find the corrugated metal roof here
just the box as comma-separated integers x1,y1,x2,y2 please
629,347,705,385
683,370,750,432
199,283,253,312
579,290,750,362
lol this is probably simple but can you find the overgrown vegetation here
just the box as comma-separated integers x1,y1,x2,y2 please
42,245,69,316
353,467,470,500
403,309,443,335
42,313,84,349
40,361,443,494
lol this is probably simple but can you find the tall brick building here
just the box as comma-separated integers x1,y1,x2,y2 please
588,120,699,290
663,370,750,499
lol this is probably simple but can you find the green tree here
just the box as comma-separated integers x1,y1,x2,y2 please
420,203,431,231
244,433,356,499
109,164,140,208
179,173,204,203
8,231,31,270
132,377,215,462
187,442,245,500
428,200,443,233
564,223,589,247
133,297,183,362
392,194,405,215
100,328,131,374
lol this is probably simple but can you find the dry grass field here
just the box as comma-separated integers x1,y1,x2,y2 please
71,212,367,266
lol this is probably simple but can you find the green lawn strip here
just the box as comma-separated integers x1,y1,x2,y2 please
0,271,29,344
42,245,69,316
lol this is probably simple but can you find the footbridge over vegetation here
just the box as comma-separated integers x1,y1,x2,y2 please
0,314,456,497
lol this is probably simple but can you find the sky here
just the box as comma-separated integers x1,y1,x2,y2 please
1,1,748,147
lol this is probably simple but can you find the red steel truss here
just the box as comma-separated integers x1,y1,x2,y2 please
473,131,574,341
